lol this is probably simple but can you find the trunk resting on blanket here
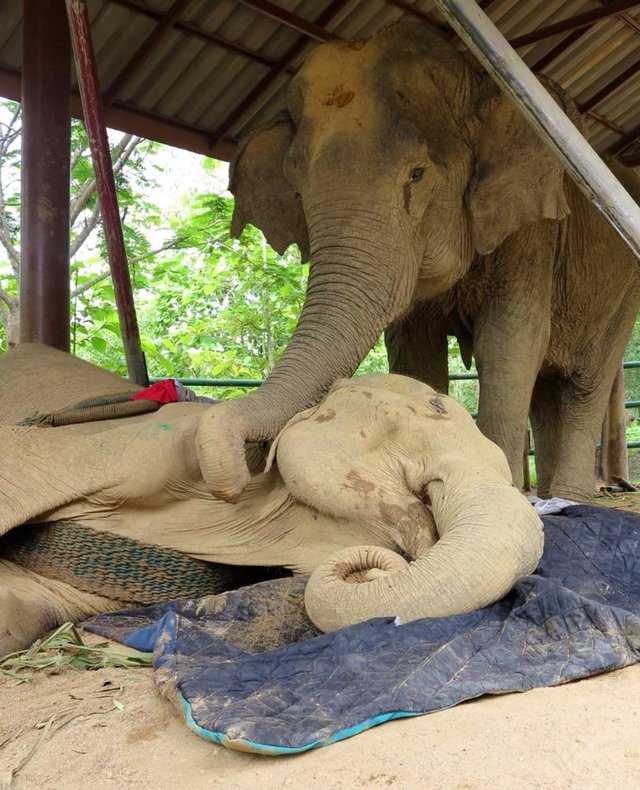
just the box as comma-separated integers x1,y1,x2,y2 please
0,344,542,651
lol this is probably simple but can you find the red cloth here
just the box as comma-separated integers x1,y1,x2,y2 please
130,379,179,404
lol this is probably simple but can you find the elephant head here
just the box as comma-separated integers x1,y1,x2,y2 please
197,20,574,501
272,374,543,632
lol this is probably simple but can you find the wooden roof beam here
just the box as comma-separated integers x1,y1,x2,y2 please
0,66,236,160
109,0,280,68
579,54,640,112
237,0,335,42
531,27,590,72
212,0,349,142
587,109,626,136
103,0,192,105
608,118,640,157
510,0,640,48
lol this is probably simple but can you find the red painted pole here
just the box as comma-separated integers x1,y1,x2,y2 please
20,0,71,351
65,0,148,385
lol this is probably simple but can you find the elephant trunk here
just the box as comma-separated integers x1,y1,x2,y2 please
197,199,414,501
304,474,544,632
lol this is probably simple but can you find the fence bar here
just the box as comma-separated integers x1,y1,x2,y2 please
152,377,263,388
20,0,71,351
161,364,640,458
432,0,640,262
66,0,148,385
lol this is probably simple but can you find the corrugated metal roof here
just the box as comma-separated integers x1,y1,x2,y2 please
2,0,640,164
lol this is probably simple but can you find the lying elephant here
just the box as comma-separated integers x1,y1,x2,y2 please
0,344,542,653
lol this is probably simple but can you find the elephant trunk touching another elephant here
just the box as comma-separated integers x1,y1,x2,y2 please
197,194,417,502
207,19,640,502
0,346,544,651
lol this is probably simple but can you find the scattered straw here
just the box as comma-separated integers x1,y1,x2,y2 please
0,679,131,788
0,622,152,684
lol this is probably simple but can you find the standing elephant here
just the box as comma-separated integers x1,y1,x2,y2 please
201,19,640,503
0,345,542,650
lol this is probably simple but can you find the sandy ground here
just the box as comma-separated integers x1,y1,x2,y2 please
2,494,640,790
1,649,639,789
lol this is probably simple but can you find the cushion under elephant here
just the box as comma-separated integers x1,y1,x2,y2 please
0,344,543,653
199,19,640,505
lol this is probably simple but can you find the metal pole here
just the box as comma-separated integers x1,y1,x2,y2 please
432,0,640,262
20,0,71,351
65,0,148,385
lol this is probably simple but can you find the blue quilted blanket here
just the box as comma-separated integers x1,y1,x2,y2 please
85,504,640,754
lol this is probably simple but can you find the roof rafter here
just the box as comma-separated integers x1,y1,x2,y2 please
103,0,192,105
212,0,351,142
109,0,281,69
237,0,335,42
510,0,640,48
579,54,640,112
532,27,591,72
0,65,235,160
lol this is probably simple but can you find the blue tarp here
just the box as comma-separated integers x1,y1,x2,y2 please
85,504,640,754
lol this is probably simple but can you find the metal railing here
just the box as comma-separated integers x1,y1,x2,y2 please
160,360,640,453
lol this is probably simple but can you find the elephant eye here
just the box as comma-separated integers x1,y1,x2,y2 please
410,167,425,183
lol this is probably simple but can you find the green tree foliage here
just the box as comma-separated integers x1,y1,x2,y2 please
0,99,159,355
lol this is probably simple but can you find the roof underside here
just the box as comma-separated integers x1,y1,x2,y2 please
3,0,640,165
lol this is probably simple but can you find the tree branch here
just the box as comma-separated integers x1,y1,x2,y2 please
69,236,194,300
71,269,111,298
0,181,20,273
70,203,101,259
0,106,21,156
0,107,21,273
0,283,16,309
69,134,142,227
69,143,88,174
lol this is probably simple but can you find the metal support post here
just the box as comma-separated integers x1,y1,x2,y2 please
20,0,71,350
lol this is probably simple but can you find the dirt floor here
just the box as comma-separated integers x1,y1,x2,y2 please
2,494,640,790
2,659,639,790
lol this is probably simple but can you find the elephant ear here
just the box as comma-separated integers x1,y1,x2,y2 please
229,114,310,261
466,77,578,255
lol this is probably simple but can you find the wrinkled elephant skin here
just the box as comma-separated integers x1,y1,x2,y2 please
211,19,640,503
0,345,542,650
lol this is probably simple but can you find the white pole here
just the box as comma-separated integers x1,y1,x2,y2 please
432,0,640,261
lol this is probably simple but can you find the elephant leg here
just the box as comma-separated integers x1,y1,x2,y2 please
474,321,550,489
530,377,562,499
545,307,636,500
537,379,605,501
385,302,449,393
0,558,121,656
472,237,554,489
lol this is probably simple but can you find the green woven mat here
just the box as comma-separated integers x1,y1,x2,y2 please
1,521,285,605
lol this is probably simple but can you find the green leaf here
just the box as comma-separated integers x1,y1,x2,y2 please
90,336,107,353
